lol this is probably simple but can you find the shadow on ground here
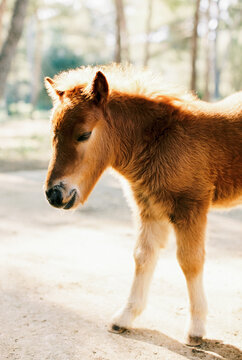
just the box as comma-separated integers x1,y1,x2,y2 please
124,329,242,360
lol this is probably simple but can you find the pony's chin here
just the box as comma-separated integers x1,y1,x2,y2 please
63,189,78,210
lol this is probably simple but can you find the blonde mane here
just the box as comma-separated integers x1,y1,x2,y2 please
52,63,195,103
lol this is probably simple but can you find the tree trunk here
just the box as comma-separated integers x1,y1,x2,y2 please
190,0,201,92
0,0,29,100
114,0,129,63
31,15,42,112
114,0,121,62
204,0,211,101
27,11,42,115
213,0,221,99
143,0,153,67
0,0,7,49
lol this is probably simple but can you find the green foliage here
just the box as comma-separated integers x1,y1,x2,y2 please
6,81,31,113
2,0,242,115
38,45,87,109
228,37,242,92
42,45,86,78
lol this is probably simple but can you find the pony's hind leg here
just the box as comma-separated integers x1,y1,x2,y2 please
174,206,208,346
109,220,170,333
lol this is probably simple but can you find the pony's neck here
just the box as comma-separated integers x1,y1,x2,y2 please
106,91,175,176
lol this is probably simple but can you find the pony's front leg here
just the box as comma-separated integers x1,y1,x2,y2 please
109,220,170,333
174,209,208,346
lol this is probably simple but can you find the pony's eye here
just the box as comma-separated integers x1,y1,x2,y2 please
77,132,92,142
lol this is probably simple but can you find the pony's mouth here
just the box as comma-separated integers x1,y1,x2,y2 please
63,189,77,210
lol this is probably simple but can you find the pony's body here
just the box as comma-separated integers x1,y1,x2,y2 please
44,65,242,345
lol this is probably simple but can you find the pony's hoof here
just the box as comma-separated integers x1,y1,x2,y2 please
108,324,127,334
186,335,203,346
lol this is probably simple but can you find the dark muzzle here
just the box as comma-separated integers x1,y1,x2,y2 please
45,185,63,208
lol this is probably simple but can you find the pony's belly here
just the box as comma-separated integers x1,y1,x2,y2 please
211,194,242,209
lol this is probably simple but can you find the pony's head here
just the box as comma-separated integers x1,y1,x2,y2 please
44,71,111,210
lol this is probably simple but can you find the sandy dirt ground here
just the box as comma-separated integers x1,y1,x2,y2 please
0,169,241,360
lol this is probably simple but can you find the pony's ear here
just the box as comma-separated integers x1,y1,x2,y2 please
45,77,64,101
91,71,109,106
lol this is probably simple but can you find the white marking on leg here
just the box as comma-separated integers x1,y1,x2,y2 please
186,272,207,338
111,220,170,329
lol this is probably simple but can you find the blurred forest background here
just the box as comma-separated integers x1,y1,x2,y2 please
0,0,241,171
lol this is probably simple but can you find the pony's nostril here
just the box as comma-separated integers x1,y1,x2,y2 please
52,189,63,206
45,188,53,199
46,186,63,207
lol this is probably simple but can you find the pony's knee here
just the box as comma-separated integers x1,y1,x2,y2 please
134,221,169,271
134,243,158,272
134,246,151,269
